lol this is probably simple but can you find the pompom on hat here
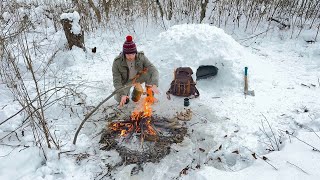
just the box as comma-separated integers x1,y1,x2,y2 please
123,35,137,54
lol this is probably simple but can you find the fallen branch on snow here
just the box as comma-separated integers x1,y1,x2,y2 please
280,130,320,153
242,146,278,170
286,161,309,175
301,83,311,88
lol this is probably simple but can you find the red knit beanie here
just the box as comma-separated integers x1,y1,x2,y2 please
123,35,137,54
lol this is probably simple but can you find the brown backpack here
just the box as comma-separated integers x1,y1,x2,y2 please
166,67,200,99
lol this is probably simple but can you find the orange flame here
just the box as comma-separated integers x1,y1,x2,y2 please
110,86,157,138
131,86,155,119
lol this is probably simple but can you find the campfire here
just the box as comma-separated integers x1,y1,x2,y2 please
99,86,190,168
108,86,160,142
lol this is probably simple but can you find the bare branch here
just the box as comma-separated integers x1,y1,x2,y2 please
286,161,309,175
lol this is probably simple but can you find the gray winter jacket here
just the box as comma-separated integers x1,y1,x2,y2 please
112,51,159,97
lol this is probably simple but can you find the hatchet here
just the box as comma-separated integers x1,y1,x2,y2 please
244,67,255,97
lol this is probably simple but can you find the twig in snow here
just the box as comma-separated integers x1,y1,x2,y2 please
0,120,28,141
0,148,16,157
257,139,275,151
190,122,200,126
295,121,320,141
91,130,104,140
242,146,278,170
193,112,208,123
0,86,66,126
1,104,7,110
280,130,320,152
239,27,274,43
259,126,276,151
260,113,281,151
262,113,280,150
301,83,311,88
0,144,29,148
58,150,75,159
18,146,30,152
313,131,320,141
9,131,21,142
286,161,309,175
97,162,123,180
268,18,290,29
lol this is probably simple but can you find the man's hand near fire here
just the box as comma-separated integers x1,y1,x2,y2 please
119,95,129,108
151,85,159,94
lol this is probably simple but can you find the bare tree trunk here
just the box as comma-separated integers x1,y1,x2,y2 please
167,0,173,20
309,1,320,28
0,38,3,58
200,0,209,23
60,18,85,50
72,0,87,16
102,0,112,21
88,0,102,23
25,53,52,148
156,0,164,19
315,23,320,41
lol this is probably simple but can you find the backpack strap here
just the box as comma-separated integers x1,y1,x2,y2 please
166,82,174,100
177,82,181,95
166,91,171,100
194,86,200,98
186,80,190,95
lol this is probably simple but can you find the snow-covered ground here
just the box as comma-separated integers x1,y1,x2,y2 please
1,20,320,180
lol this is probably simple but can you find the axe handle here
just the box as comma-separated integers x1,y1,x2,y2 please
244,76,248,94
244,67,248,94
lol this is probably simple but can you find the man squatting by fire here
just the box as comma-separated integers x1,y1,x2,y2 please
112,35,159,107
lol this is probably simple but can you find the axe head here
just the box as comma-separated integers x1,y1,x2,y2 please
245,90,255,96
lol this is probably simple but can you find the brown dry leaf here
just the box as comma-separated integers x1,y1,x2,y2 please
252,153,257,159
262,156,268,161
179,166,189,176
214,145,222,153
232,150,239,154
